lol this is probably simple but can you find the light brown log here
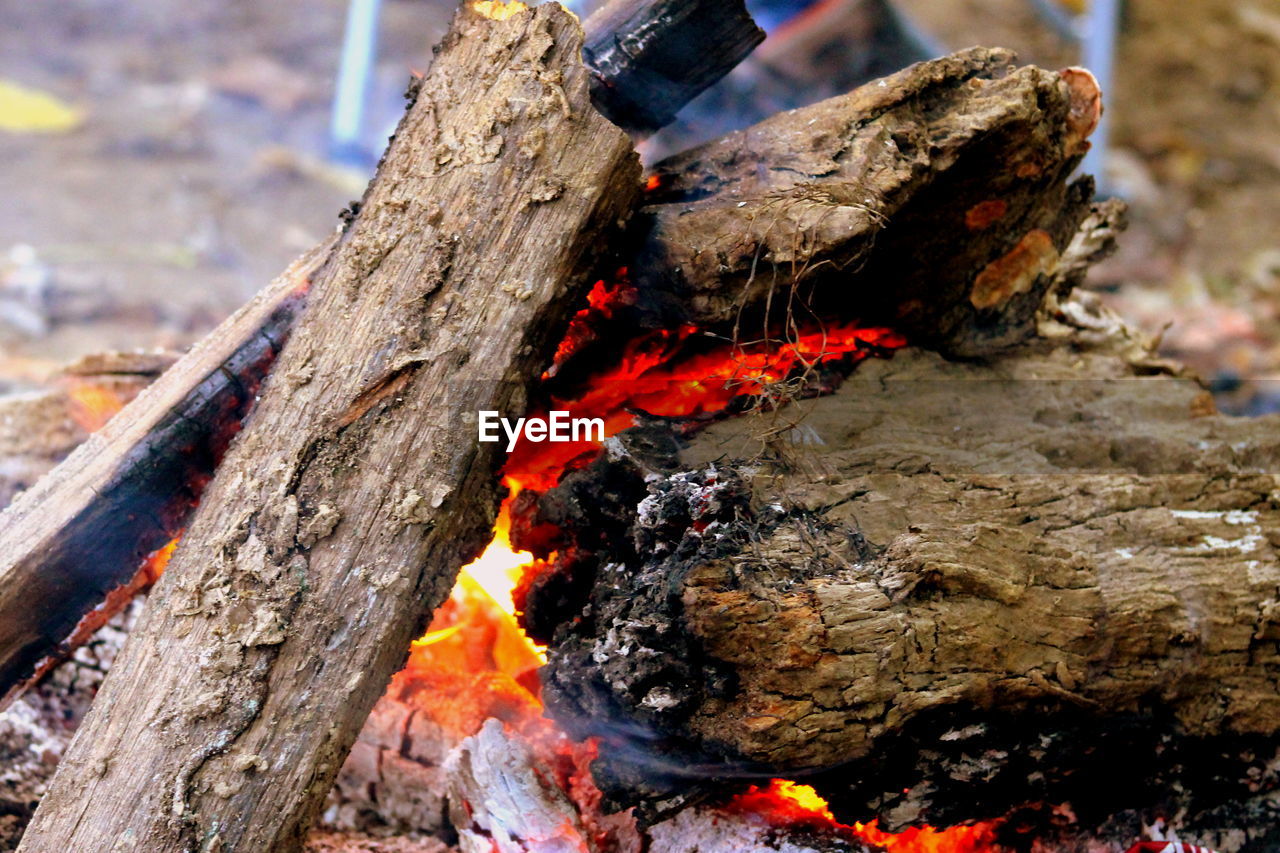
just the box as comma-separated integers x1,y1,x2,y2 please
17,5,640,852
0,0,766,707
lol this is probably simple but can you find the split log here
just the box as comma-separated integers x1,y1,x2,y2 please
530,295,1280,844
0,239,331,708
624,48,1105,357
17,5,640,852
0,0,764,708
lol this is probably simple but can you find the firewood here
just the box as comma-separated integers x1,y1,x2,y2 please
624,48,1105,357
0,239,331,708
17,6,640,853
0,50,1100,706
530,295,1280,836
581,0,764,137
0,0,766,709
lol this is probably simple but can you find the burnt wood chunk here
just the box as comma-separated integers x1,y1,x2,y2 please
627,48,1106,356
0,238,332,709
532,300,1280,841
582,0,765,137
17,6,640,851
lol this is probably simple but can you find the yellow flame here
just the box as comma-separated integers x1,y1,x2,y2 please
471,1,529,21
412,624,463,649
462,505,531,617
773,781,836,819
412,478,546,662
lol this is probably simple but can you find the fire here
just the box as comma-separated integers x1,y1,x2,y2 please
407,306,906,709
470,0,529,21
735,780,1006,853
454,487,538,621
514,319,906,490
64,378,129,432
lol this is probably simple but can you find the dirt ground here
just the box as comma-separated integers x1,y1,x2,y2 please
1,0,1279,402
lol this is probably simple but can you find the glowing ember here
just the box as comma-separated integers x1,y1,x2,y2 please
513,320,906,490
470,0,529,21
735,780,1006,853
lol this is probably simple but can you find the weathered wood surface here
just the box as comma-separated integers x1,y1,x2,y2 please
0,50,1107,708
0,0,766,709
625,48,1106,356
18,5,640,852
532,295,1280,843
0,239,332,709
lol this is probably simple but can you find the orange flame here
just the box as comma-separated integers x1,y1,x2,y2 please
64,379,129,432
735,780,1006,853
513,321,906,490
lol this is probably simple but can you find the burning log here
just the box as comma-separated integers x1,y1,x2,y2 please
0,46,1106,710
527,294,1280,847
0,240,330,708
621,48,1105,358
581,0,764,137
17,5,641,852
0,0,766,709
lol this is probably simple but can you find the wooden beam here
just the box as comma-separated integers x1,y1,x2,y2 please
17,5,639,851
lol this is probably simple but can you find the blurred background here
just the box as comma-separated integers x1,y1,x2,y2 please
1,0,1278,408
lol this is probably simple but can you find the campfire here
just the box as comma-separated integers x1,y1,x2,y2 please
1,2,1276,853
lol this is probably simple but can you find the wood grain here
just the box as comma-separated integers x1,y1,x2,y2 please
17,5,639,850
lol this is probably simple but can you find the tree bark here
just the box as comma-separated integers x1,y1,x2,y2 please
17,5,639,852
531,295,1280,837
0,239,332,708
623,48,1105,357
0,0,767,708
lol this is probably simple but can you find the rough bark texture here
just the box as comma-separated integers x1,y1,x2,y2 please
623,48,1105,357
0,0,764,713
532,295,1280,847
0,240,331,708
581,0,764,137
0,52,1107,703
17,6,640,852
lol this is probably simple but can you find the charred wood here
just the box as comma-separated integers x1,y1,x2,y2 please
529,297,1280,846
582,0,765,138
0,241,330,709
625,48,1107,357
